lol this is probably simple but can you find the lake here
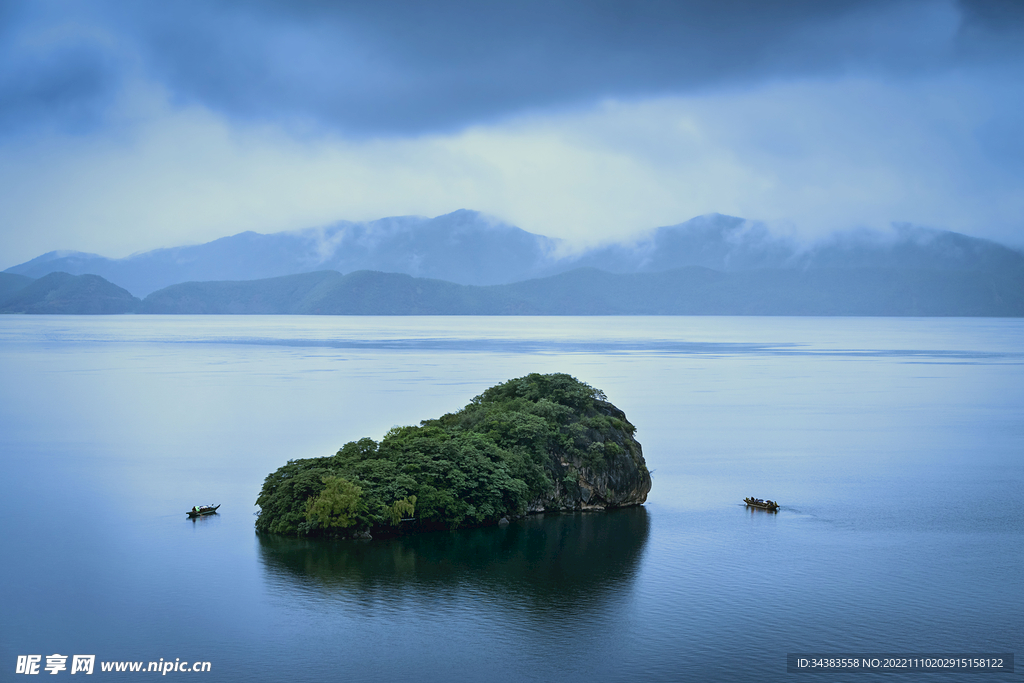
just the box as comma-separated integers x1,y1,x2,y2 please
0,316,1021,681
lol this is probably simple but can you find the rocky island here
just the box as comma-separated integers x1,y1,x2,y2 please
255,373,652,538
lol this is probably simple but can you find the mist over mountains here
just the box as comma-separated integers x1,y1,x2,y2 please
6,211,561,297
4,210,1023,316
8,210,1023,298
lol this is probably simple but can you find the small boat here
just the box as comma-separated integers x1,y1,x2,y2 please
187,504,220,518
744,497,779,511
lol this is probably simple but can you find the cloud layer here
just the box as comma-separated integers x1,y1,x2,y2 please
1,0,1022,265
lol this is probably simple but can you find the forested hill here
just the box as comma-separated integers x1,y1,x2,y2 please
141,270,523,314
3,266,1024,316
142,267,1024,316
0,272,140,314
0,272,33,302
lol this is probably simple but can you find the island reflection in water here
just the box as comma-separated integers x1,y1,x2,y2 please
257,506,649,613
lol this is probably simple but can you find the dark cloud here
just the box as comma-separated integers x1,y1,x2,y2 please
0,1,125,135
2,0,1022,136
956,0,1024,61
960,0,1024,31
0,44,120,134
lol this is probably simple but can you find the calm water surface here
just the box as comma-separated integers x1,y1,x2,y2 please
0,316,1021,682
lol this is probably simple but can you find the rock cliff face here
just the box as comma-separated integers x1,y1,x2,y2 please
528,399,651,512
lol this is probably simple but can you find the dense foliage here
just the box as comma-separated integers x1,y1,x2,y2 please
255,373,643,536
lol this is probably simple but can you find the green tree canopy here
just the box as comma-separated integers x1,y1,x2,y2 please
255,373,647,537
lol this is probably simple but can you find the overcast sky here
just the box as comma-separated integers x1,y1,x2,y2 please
1,0,1022,266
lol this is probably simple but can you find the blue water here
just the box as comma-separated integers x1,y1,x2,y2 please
0,316,1021,682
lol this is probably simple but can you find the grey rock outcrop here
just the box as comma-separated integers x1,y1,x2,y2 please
529,400,651,512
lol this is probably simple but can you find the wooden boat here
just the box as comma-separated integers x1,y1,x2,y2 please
187,504,220,518
744,497,779,511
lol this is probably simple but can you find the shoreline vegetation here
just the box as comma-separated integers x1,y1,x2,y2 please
255,373,652,539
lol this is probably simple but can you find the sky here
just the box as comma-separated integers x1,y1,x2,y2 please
1,0,1023,267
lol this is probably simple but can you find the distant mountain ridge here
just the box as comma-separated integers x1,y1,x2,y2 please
7,210,1023,298
6,210,561,297
572,215,1024,275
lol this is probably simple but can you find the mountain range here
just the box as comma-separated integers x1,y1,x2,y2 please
3,210,1023,316
6,211,561,297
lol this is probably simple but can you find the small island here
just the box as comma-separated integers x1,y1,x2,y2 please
255,373,652,538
